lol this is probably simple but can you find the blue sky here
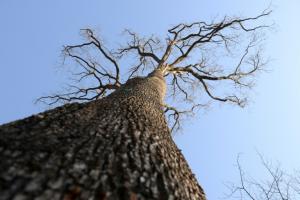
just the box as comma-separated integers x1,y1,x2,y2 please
0,0,299,199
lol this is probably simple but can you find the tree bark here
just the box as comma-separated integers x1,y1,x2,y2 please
0,70,206,200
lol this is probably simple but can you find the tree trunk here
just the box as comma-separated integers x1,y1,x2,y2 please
0,70,206,200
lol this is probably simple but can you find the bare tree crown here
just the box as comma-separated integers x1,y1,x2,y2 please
37,10,271,132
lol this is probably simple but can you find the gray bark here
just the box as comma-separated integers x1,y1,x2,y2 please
0,70,206,200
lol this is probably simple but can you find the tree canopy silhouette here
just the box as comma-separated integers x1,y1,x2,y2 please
38,10,270,132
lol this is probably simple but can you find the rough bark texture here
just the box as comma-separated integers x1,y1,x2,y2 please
0,70,206,200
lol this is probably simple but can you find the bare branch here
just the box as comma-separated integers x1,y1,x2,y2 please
166,10,271,66
225,154,300,200
117,29,161,64
81,28,121,83
37,29,121,105
163,103,204,132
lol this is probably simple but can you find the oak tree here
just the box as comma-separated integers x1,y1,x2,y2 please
0,10,270,200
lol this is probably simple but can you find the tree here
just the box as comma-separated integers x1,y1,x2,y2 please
225,154,300,200
0,10,270,200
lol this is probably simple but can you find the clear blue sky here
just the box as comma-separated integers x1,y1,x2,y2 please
0,0,299,199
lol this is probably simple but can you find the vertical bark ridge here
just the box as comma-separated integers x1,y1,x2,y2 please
0,70,206,200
